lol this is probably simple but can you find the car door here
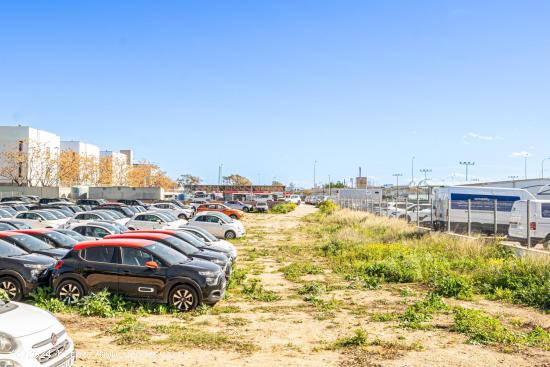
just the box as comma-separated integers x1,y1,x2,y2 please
80,246,120,293
117,247,167,300
539,203,550,240
202,215,224,237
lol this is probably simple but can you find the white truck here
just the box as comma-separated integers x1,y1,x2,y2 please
432,186,535,234
508,200,550,248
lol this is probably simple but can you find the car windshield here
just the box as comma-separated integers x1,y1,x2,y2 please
0,207,16,215
10,234,53,251
56,229,88,242
120,207,134,216
0,239,28,257
214,212,233,223
145,243,189,265
173,231,204,247
49,210,69,218
97,221,127,233
4,221,31,229
43,231,78,247
70,206,83,213
94,222,119,233
163,236,199,255
0,223,14,230
0,209,11,218
157,212,178,222
185,227,217,242
36,211,57,220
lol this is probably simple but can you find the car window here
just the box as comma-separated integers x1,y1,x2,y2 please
0,223,14,230
89,226,110,238
542,203,550,218
0,239,28,256
8,234,52,251
82,247,117,263
43,232,78,247
38,211,57,220
135,215,146,221
205,215,220,223
121,247,161,266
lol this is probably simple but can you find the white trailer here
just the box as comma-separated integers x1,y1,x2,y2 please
433,186,535,234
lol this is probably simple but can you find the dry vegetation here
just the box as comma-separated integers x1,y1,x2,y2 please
43,205,550,366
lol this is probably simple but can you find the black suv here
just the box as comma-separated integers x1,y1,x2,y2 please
118,199,146,206
0,232,69,259
76,199,106,207
52,239,226,311
0,239,55,300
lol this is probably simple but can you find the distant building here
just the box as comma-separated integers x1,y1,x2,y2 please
100,150,129,186
119,149,133,166
61,140,100,185
0,125,60,186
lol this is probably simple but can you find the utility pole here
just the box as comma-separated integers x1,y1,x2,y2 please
420,168,432,180
313,160,317,189
411,156,415,185
542,158,550,179
524,155,529,180
459,161,475,181
328,174,332,196
392,173,403,202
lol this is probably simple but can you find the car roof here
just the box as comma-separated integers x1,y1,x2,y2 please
12,229,51,235
129,229,177,235
104,232,169,240
0,231,23,238
73,238,155,250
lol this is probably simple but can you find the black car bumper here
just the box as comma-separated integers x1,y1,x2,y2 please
202,277,226,305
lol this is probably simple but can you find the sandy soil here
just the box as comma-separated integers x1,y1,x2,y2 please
62,205,550,367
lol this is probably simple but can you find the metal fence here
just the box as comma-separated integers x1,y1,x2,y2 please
335,197,539,248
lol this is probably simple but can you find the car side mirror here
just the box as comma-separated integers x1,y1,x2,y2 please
219,222,223,226
38,218,43,222
145,261,159,270
157,220,162,224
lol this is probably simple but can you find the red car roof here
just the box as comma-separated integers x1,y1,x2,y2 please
129,229,177,235
104,233,170,240
0,231,22,238
13,229,52,235
73,238,154,251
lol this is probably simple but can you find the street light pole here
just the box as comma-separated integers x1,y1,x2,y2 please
411,156,415,185
459,161,475,181
392,173,403,203
542,158,550,179
313,160,317,189
524,155,528,180
328,175,332,196
420,168,432,180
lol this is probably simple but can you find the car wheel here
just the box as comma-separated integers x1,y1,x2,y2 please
56,280,85,304
543,237,550,249
229,214,238,219
0,277,22,301
225,230,237,239
178,214,188,220
169,284,199,312
243,207,249,213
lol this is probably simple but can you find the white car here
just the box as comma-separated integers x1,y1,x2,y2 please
390,204,432,223
14,211,66,229
149,202,193,220
509,199,550,248
285,195,302,205
65,211,128,227
65,221,125,239
126,211,186,230
255,202,269,212
180,225,238,260
0,299,76,367
188,211,245,239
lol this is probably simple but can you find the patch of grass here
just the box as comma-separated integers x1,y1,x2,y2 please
242,279,281,302
332,329,368,349
371,312,399,322
270,202,297,214
399,293,447,329
78,291,116,317
30,287,69,313
221,316,250,327
107,315,152,345
281,262,323,281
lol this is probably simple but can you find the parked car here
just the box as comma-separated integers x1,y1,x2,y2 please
15,229,79,249
285,195,302,205
0,299,76,366
224,200,252,212
96,203,136,218
39,197,71,205
255,202,269,212
180,226,238,261
1,196,33,203
0,206,18,216
0,239,55,300
0,232,69,259
55,228,90,242
104,232,232,276
188,212,245,239
52,239,226,311
66,210,128,227
390,204,432,224
76,199,106,207
196,203,243,219
508,199,550,248
65,222,125,239
149,202,193,220
126,211,186,230
0,208,14,218
0,219,32,230
118,199,147,206
14,211,66,229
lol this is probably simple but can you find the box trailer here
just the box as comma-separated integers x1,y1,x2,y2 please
432,186,535,234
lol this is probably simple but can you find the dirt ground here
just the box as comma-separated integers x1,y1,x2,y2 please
62,205,550,367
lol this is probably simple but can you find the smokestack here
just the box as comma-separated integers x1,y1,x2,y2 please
359,166,362,177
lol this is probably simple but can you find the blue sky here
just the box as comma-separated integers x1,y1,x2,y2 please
1,0,550,187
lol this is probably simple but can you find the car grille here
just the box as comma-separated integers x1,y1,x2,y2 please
36,340,70,364
33,330,66,349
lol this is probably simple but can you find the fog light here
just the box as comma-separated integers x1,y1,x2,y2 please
0,360,21,367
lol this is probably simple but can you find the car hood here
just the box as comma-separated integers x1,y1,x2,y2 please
37,247,69,259
0,302,62,338
12,253,56,266
192,249,228,263
173,258,221,273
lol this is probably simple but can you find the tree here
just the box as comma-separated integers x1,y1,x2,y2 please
98,156,114,185
223,174,252,186
272,180,284,186
324,181,346,189
128,160,177,190
0,140,29,186
177,174,201,187
58,150,81,186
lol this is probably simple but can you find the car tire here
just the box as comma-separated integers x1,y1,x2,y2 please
225,230,237,239
128,227,136,230
544,236,550,249
243,207,250,213
0,276,22,301
229,214,238,219
169,284,199,312
56,279,85,304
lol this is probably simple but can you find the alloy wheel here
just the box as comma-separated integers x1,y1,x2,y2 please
172,289,194,311
58,283,81,304
0,280,19,300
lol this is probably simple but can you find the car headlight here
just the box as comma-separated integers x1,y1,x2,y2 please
199,271,220,286
0,333,16,354
24,264,47,280
211,259,225,266
0,360,21,367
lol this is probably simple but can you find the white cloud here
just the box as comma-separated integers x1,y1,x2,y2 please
464,132,503,141
509,151,533,158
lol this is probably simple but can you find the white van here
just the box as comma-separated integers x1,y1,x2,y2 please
508,200,550,248
432,186,535,234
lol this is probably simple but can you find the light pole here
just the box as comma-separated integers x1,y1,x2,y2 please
420,168,432,180
313,160,317,189
524,154,529,180
542,158,550,179
328,175,332,196
411,156,415,186
392,173,403,202
459,161,475,181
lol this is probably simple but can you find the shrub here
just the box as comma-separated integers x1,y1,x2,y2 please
400,293,447,329
242,279,281,302
318,200,336,214
270,202,297,214
451,307,518,345
108,315,152,345
30,287,69,313
0,289,9,301
281,262,323,281
333,329,368,348
78,291,116,317
428,271,473,299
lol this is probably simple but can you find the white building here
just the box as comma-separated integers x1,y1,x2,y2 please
0,125,60,186
61,140,101,185
100,150,129,186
